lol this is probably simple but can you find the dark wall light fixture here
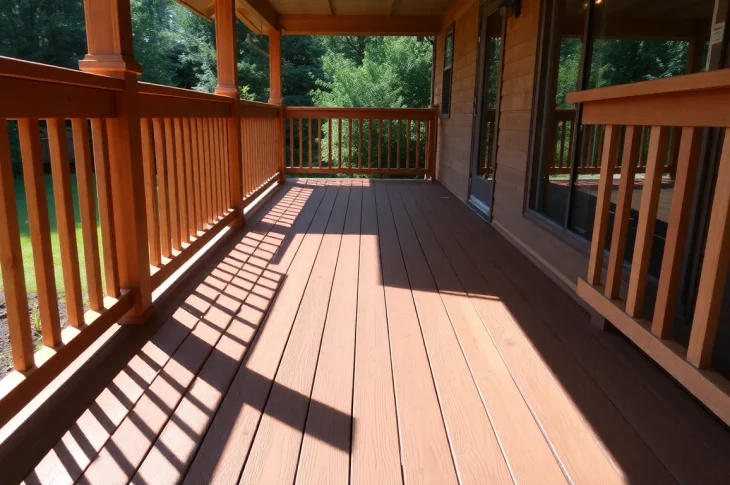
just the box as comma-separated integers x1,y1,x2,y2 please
499,0,521,18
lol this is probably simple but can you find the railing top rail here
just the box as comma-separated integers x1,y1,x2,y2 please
566,69,730,104
0,56,125,91
283,106,438,121
239,99,279,110
138,82,234,103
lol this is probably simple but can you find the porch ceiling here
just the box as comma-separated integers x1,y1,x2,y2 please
177,0,454,34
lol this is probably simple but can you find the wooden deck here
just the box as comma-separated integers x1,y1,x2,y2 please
13,179,730,485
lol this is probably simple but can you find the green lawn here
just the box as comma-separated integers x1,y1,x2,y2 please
0,174,102,301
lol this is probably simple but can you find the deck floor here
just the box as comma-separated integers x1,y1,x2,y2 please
21,179,730,485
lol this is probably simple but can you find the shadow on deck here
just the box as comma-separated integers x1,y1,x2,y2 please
4,178,730,485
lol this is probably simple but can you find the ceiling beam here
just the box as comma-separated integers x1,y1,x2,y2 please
278,15,442,35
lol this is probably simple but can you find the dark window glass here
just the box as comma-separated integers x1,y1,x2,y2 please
442,25,455,118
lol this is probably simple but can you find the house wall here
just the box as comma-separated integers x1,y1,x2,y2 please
433,0,590,291
433,1,479,201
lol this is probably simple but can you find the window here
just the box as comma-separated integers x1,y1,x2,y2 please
441,24,455,118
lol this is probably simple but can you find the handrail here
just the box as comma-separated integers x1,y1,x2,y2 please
284,106,438,120
0,56,124,91
567,69,730,103
570,73,730,426
138,82,234,103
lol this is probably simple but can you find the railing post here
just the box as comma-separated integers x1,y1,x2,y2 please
268,29,286,183
79,0,151,320
214,0,244,225
427,106,439,180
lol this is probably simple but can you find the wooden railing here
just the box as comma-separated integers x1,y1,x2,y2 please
240,101,281,203
567,70,730,427
282,107,438,177
0,58,134,422
0,58,284,425
548,108,679,176
136,83,238,288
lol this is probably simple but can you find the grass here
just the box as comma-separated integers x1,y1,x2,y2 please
0,173,103,300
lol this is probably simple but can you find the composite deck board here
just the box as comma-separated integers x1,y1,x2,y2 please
239,182,352,485
349,184,402,485
24,181,300,485
77,185,310,485
395,184,569,485
422,183,730,485
406,184,633,485
295,182,363,484
183,181,337,484
15,180,730,485
131,184,316,485
384,183,513,485
373,184,459,485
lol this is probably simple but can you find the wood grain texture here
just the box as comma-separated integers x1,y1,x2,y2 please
688,127,730,368
90,119,120,297
587,125,620,286
47,118,84,328
295,183,362,485
174,118,189,242
373,183,458,485
0,119,34,370
18,118,62,346
385,183,513,485
604,125,641,300
140,118,161,267
152,118,172,258
164,118,181,251
349,182,402,485
241,183,352,485
626,126,669,317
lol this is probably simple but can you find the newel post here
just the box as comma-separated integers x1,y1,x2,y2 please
214,0,244,225
79,0,151,319
268,29,286,183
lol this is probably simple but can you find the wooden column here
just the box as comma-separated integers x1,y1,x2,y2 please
79,0,151,319
215,0,244,223
268,29,286,183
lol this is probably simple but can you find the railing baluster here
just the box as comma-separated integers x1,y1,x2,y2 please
289,119,295,169
190,118,202,233
406,119,411,169
388,120,392,169
605,126,641,300
378,119,383,169
153,119,172,258
140,119,161,267
348,118,353,167
358,119,363,169
308,118,313,169
338,118,343,169
183,118,196,236
328,118,333,168
397,119,401,169
91,119,120,296
625,126,669,317
652,127,702,338
18,119,62,346
174,118,188,243
318,119,322,169
415,120,421,169
72,118,104,311
687,128,730,368
586,125,621,287
47,118,84,328
164,118,181,250
0,119,34,370
368,119,373,169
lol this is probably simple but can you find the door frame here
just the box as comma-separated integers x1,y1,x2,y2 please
468,0,508,220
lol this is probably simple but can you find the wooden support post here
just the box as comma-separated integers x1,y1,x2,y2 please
79,0,151,320
215,0,244,224
268,29,285,183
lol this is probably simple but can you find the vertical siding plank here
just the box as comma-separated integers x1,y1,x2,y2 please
47,118,84,328
625,126,669,317
0,120,34,370
687,128,730,368
605,126,640,300
587,125,620,286
18,119,62,346
91,119,120,296
71,118,104,311
152,118,171,258
140,118,161,268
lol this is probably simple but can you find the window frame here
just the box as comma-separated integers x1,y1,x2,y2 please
441,23,456,119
